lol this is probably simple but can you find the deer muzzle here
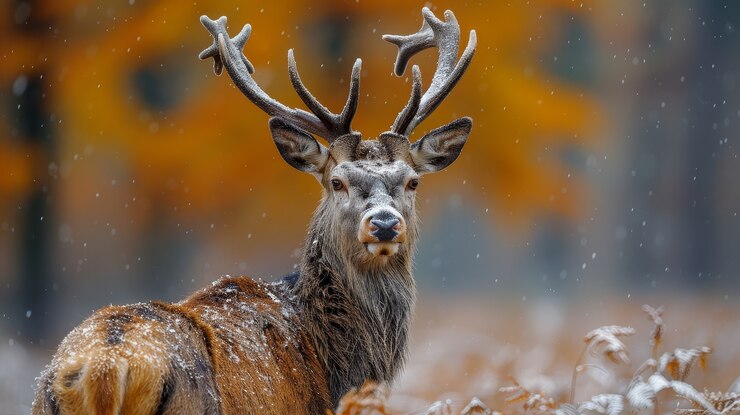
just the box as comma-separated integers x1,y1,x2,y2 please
358,207,406,256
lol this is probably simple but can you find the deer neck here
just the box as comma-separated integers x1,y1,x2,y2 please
290,206,417,406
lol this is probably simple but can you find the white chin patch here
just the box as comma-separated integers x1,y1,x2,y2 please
366,242,400,257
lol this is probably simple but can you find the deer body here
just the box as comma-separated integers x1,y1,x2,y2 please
33,277,328,414
33,8,475,414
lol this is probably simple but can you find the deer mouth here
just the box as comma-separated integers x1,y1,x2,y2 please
358,207,407,257
364,242,401,257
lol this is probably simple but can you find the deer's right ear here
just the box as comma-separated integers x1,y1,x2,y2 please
269,117,329,178
409,117,472,174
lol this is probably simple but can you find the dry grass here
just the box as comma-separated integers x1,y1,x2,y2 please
332,298,739,415
0,297,737,415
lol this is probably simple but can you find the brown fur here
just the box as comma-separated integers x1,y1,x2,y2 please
33,277,330,414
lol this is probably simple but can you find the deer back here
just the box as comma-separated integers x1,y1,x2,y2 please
33,276,330,414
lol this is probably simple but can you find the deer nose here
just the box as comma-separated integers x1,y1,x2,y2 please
370,215,401,242
358,207,407,246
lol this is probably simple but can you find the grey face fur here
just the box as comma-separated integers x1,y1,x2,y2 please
329,159,416,259
269,116,472,263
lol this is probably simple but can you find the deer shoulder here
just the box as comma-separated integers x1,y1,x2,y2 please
34,276,330,415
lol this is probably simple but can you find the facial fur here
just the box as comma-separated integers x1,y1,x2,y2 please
321,149,419,263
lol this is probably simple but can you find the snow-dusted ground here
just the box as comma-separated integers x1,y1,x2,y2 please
390,297,740,413
2,297,737,414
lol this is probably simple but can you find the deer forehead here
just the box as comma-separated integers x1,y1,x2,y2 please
333,160,415,188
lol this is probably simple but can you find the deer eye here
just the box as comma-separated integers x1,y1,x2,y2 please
331,179,344,191
407,178,419,191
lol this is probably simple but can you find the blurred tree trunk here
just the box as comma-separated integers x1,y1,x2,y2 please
682,2,718,283
682,1,739,283
621,1,739,287
15,0,56,344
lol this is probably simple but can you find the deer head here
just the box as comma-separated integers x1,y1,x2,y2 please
199,8,476,265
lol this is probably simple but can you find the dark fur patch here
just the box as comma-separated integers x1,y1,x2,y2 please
62,370,81,388
150,301,218,377
153,374,175,415
132,304,165,322
194,357,210,379
198,280,243,306
106,314,133,345
317,270,332,288
280,271,300,289
428,155,449,168
45,376,60,415
223,281,240,293
192,357,221,413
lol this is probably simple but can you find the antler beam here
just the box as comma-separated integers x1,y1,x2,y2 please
199,15,361,142
383,7,477,136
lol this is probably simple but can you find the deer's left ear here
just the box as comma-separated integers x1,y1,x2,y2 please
269,117,329,179
410,117,472,174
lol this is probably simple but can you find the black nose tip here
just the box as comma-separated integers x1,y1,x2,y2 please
371,217,400,242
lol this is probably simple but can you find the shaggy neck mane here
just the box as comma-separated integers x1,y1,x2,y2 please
289,199,417,406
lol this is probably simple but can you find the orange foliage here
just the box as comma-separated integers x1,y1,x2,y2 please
0,139,35,201
0,1,601,239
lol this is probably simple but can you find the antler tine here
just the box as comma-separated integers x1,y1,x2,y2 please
199,15,359,142
199,16,255,76
288,50,362,140
391,65,422,134
341,58,362,134
383,7,477,137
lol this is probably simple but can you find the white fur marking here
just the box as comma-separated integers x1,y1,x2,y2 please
366,242,400,256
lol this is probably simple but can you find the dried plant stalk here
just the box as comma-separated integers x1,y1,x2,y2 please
642,304,665,359
423,400,455,415
571,325,635,403
659,347,712,381
460,398,494,415
584,325,636,365
578,393,625,415
673,391,739,415
501,379,556,414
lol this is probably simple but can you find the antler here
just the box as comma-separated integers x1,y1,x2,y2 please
199,15,361,142
383,7,477,137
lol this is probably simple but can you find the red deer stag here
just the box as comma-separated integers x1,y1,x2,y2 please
33,7,476,414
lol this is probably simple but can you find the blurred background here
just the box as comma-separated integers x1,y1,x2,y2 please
0,0,738,413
